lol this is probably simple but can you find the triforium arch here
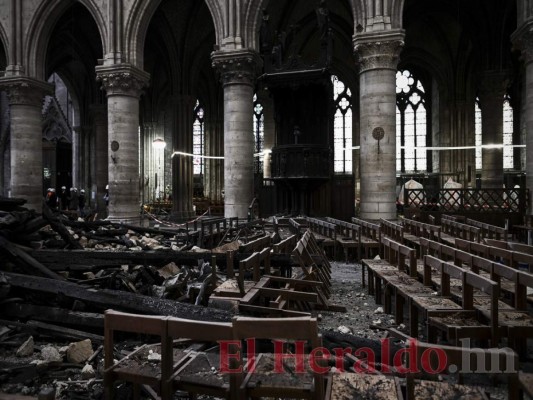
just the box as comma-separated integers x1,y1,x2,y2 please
25,0,106,79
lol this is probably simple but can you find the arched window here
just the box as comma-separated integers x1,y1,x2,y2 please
475,98,482,170
253,94,264,174
193,100,205,175
396,70,427,172
503,94,514,170
332,75,352,174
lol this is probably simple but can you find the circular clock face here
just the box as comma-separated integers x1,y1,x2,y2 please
372,127,385,141
111,141,119,152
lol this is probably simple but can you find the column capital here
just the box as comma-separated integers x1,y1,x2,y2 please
211,49,262,87
512,22,533,64
353,30,404,73
0,76,53,106
95,63,150,98
477,69,511,105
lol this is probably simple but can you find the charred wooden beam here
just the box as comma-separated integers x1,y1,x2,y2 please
2,303,104,329
42,203,83,250
4,272,233,322
25,320,104,343
0,236,65,280
27,249,294,270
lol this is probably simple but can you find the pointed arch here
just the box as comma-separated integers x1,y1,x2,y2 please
25,0,106,79
124,0,162,68
242,0,268,51
0,19,8,70
391,0,406,29
203,0,224,48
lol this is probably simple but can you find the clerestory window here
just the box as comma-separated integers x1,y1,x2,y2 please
193,100,205,175
396,70,427,173
332,75,352,174
253,94,264,174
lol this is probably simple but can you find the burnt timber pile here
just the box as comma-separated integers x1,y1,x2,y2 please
0,198,363,399
0,197,529,399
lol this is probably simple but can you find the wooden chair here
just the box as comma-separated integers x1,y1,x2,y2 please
389,329,518,400
103,310,169,400
232,316,325,400
163,317,235,399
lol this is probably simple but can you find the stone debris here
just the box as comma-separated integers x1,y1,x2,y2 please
15,336,34,357
67,339,93,364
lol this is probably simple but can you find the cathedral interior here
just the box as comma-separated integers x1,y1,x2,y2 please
3,0,533,399
0,0,529,224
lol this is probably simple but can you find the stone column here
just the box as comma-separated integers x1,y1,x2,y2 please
90,105,108,215
478,70,509,188
354,32,404,220
96,64,149,223
0,77,53,211
171,95,195,220
72,126,82,189
212,50,261,219
513,27,533,212
204,104,224,204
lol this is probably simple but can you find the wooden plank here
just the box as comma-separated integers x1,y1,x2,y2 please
4,272,233,322
0,237,65,280
257,287,318,302
1,303,104,329
26,320,105,343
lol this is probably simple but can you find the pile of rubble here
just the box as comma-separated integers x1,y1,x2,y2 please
0,198,397,399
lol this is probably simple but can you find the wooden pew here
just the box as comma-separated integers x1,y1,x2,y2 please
304,217,337,258
427,262,500,347
465,218,508,241
352,217,381,258
440,219,481,246
401,217,442,249
380,218,404,244
325,217,362,262
388,329,518,400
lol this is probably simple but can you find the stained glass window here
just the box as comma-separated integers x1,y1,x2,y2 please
332,75,352,174
193,100,205,175
503,95,514,170
475,98,482,170
396,70,427,172
253,94,264,174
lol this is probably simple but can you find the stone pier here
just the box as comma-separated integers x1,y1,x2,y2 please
212,50,261,219
96,64,149,223
478,70,509,188
354,32,404,220
0,77,53,211
171,95,195,220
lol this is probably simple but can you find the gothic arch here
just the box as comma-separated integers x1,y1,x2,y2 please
391,0,405,29
349,0,365,32
242,0,268,51
125,0,162,68
0,19,8,70
25,0,106,79
203,0,224,47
